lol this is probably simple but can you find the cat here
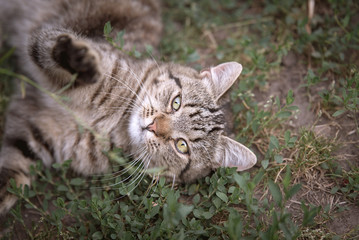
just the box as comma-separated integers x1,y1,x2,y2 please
0,0,257,215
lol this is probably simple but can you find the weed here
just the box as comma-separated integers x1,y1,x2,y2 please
330,167,359,202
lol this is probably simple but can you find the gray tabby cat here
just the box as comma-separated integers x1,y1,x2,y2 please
0,0,257,215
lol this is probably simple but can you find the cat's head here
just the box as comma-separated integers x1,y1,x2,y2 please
128,61,256,183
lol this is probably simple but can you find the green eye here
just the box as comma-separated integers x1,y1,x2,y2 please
175,138,188,154
172,95,181,111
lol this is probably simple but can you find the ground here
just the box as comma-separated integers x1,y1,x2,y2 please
0,0,358,239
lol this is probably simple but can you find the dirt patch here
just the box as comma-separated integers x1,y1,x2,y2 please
254,52,316,129
327,205,359,236
316,115,359,171
251,51,359,236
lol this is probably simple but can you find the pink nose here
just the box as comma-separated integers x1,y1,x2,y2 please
146,121,157,133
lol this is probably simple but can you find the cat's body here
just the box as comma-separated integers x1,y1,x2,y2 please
0,0,256,215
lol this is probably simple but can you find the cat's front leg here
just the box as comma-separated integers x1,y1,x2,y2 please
29,28,101,87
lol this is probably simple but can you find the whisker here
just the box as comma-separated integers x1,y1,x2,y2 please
88,150,147,186
137,167,157,205
146,50,164,76
97,90,144,109
116,64,153,102
105,73,146,108
117,64,157,108
171,174,176,189
118,153,152,194
108,152,149,187
150,173,160,197
124,146,147,158
107,155,151,202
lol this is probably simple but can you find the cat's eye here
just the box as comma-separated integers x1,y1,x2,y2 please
171,96,181,111
175,138,188,154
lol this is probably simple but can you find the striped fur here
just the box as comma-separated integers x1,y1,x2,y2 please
0,0,257,215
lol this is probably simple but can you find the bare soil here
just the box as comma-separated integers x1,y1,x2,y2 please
256,51,359,237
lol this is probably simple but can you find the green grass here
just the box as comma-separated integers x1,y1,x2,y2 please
1,0,359,239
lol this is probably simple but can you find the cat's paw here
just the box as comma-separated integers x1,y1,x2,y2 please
52,35,100,84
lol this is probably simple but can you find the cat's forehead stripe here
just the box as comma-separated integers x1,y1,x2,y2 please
168,71,182,89
183,103,201,108
190,138,203,143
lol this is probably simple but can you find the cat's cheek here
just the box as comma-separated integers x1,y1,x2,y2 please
128,110,144,145
144,130,156,141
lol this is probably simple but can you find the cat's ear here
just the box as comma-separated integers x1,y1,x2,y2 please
200,62,242,102
214,135,257,171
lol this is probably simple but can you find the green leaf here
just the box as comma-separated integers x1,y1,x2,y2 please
67,227,77,233
92,231,104,240
286,105,299,111
277,111,292,119
286,184,301,199
104,21,112,36
149,205,160,218
56,197,65,208
202,211,214,219
62,160,72,170
332,109,346,117
274,155,283,164
268,180,282,206
302,203,321,227
70,178,84,186
283,166,291,190
261,159,269,169
252,168,265,186
269,136,280,150
286,89,294,105
52,208,66,222
193,209,202,218
234,174,248,192
178,204,193,219
52,163,62,169
284,130,291,145
188,184,198,195
330,186,340,194
116,30,125,47
193,194,200,205
23,185,29,198
342,15,350,28
216,192,228,203
57,185,69,192
227,211,243,240
228,186,236,194
42,199,49,211
159,177,165,187
212,196,222,209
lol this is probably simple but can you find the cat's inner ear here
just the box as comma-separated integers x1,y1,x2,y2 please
200,62,243,102
214,135,257,171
